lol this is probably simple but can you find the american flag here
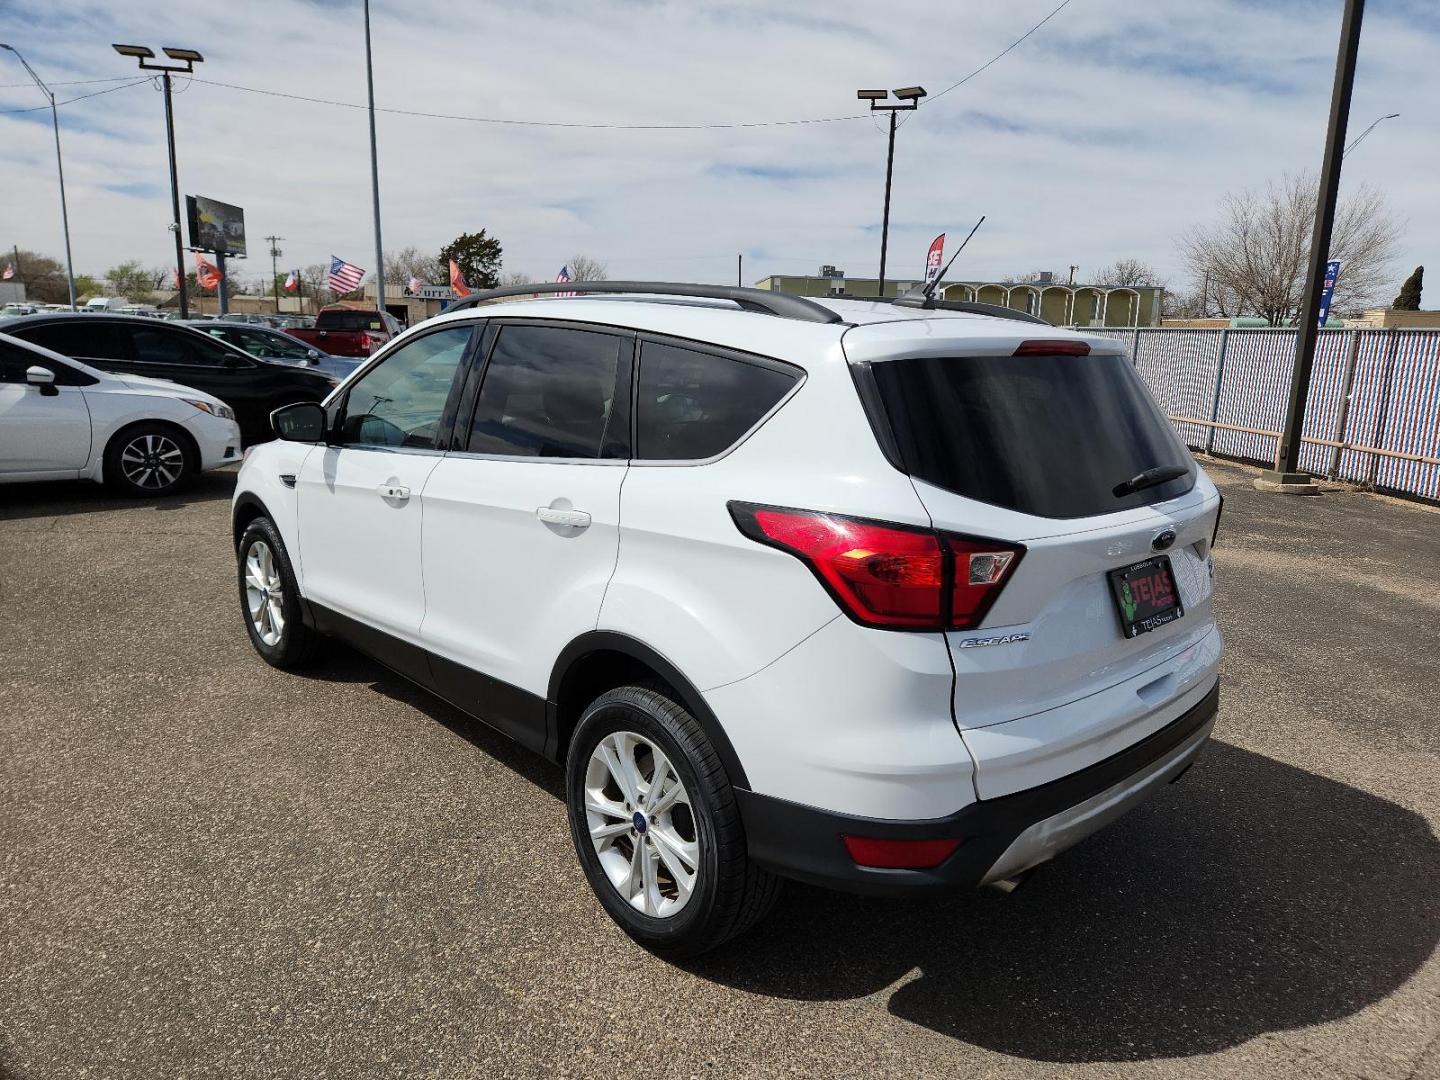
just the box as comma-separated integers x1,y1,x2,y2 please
328,255,365,295
284,270,299,293
554,264,576,297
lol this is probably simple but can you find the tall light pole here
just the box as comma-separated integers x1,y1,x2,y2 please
112,44,203,320
363,0,386,319
1344,111,1397,156
858,86,926,298
0,44,78,310
1264,0,1365,489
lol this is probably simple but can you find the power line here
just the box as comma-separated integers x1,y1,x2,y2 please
0,75,136,89
0,77,149,114
189,77,869,130
924,0,1079,107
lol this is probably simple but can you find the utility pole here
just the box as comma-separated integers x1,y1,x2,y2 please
363,0,386,320
857,87,926,298
737,253,742,287
1068,265,1078,285
267,236,285,313
1262,0,1365,491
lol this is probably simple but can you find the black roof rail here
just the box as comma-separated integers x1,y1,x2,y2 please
892,293,1052,326
444,280,845,325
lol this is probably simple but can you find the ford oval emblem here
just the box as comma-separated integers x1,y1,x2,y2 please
1152,529,1177,552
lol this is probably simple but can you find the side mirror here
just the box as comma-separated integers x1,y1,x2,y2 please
25,365,59,397
271,401,327,442
306,349,321,362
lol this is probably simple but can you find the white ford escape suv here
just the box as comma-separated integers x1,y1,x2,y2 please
232,282,1222,956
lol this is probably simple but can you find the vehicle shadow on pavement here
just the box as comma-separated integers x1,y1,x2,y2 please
690,741,1440,1062
0,470,237,522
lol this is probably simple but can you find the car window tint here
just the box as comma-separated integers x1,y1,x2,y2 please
0,341,31,382
128,326,230,367
238,328,303,359
339,327,472,450
14,322,127,363
466,325,622,459
635,341,796,460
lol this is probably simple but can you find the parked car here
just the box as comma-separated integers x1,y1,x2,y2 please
287,303,403,358
187,320,362,381
232,283,1222,957
1,303,39,317
0,331,240,495
0,313,337,445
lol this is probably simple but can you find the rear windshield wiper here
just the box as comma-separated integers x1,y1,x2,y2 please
1112,464,1189,498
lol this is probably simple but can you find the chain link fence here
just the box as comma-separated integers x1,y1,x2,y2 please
1085,327,1440,503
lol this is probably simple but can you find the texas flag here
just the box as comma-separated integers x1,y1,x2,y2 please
284,269,299,292
406,275,423,294
1,263,14,280
449,259,471,298
194,253,223,290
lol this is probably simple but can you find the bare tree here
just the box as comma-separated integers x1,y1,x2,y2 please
301,263,334,306
384,246,443,287
500,271,535,287
1093,258,1165,288
1178,172,1400,325
567,255,608,282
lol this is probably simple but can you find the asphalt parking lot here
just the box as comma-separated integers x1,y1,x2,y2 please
2,459,1437,1080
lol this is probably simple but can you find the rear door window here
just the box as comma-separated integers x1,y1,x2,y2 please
870,352,1194,518
465,324,626,459
635,340,797,460
128,326,229,367
14,322,128,364
317,310,384,332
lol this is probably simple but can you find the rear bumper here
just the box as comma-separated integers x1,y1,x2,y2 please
735,679,1218,896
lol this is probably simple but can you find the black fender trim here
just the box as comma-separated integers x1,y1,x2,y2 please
546,631,750,789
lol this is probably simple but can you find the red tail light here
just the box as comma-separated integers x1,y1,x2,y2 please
729,503,1023,631
843,835,963,869
1014,339,1089,356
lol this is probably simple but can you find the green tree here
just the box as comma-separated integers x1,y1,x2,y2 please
73,274,102,301
438,230,503,291
1,246,70,303
1392,266,1424,310
104,260,154,299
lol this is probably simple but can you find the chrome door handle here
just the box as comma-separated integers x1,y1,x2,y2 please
536,507,591,528
377,483,411,501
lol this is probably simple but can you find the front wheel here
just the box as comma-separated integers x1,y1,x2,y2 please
566,685,781,957
104,422,194,497
237,516,320,669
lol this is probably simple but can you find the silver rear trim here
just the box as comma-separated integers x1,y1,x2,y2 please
979,717,1215,885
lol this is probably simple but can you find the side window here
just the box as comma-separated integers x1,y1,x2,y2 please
128,326,226,367
466,325,623,459
15,322,127,363
0,342,29,382
338,326,473,450
635,341,797,460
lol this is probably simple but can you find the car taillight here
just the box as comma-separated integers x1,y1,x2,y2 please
1014,339,1090,356
729,503,1023,632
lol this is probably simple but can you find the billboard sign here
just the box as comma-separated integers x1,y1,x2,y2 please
186,195,247,257
1317,259,1341,326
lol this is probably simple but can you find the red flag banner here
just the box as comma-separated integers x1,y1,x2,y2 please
924,233,945,287
449,259,471,298
194,253,223,290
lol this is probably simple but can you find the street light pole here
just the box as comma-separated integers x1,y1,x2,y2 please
363,0,386,319
858,87,926,298
1343,111,1397,156
1263,0,1365,488
112,45,204,321
1,44,78,310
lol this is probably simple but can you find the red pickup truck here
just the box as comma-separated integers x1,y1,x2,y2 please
288,304,404,358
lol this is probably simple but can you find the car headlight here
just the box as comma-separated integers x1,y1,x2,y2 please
185,398,235,421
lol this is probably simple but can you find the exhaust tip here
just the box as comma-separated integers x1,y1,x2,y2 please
987,869,1034,894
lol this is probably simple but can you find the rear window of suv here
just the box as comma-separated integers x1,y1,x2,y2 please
870,351,1194,519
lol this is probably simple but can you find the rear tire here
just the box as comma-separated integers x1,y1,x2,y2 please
566,684,781,958
103,422,195,497
237,516,321,669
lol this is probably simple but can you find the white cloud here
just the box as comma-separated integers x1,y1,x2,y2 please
1,0,1434,294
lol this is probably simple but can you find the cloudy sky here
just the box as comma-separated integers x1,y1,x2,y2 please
2,0,1435,295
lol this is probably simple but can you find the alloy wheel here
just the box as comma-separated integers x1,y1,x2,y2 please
584,730,700,918
243,540,286,647
119,433,185,491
